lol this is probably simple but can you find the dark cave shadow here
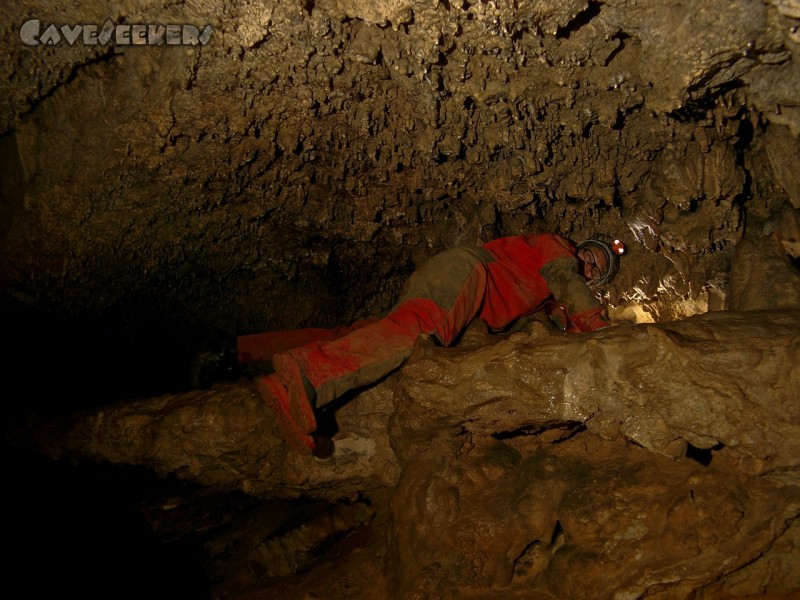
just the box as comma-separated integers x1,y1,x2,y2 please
3,440,213,600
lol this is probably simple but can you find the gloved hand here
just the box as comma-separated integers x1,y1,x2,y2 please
544,301,581,333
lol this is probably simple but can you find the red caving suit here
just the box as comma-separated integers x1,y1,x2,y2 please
238,233,610,409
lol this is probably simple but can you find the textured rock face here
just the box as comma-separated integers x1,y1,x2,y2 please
395,311,800,471
1,0,799,334
389,435,799,600
2,0,800,598
385,312,800,598
19,311,800,598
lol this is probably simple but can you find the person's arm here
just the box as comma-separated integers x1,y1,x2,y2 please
539,257,611,332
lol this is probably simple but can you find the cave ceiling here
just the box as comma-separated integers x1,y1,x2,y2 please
3,2,800,598
0,0,799,333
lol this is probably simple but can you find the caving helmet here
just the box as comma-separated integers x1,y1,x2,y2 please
576,233,626,285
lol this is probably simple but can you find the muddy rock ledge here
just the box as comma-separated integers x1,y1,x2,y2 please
13,309,800,599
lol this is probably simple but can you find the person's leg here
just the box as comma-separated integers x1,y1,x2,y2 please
237,318,378,363
258,247,492,453
273,297,456,425
283,264,490,408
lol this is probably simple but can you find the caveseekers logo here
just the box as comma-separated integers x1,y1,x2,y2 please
20,19,214,46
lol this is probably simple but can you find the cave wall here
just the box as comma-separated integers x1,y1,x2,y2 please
1,0,799,345
3,2,800,598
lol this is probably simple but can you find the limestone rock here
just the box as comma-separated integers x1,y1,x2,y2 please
395,311,800,472
15,310,800,597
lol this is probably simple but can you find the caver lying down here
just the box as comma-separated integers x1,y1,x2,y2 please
197,233,626,456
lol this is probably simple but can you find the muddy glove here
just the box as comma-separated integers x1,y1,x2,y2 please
544,301,581,333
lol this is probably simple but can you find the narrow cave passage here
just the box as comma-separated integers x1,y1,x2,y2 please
2,0,800,598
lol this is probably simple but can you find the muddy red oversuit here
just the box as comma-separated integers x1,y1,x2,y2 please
245,233,611,453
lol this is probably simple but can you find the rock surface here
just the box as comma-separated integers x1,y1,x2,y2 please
2,0,800,597
2,0,799,333
17,310,800,598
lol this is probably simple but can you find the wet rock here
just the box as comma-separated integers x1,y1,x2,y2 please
388,433,800,599
15,310,800,597
23,381,401,503
728,204,800,310
2,0,800,597
395,311,800,472
763,124,800,208
24,310,800,486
